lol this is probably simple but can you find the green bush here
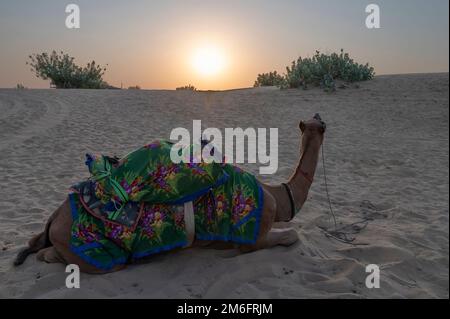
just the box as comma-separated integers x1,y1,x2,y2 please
256,50,375,91
254,71,285,87
176,84,197,91
27,51,109,89
285,50,374,91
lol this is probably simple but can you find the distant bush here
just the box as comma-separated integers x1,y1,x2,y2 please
128,85,141,90
27,50,109,89
254,71,285,87
255,49,375,92
176,84,197,91
16,83,26,90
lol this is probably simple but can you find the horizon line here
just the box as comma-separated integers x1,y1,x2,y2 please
2,71,448,91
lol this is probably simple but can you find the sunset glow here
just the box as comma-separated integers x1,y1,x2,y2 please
191,45,226,76
0,1,448,90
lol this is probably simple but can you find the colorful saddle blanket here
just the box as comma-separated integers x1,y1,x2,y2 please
68,140,263,270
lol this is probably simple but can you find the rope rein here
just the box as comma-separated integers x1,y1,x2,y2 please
319,141,370,246
321,144,337,230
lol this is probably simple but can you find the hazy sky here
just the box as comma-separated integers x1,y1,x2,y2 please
0,0,448,90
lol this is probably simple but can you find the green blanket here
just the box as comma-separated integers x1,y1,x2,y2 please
69,140,263,270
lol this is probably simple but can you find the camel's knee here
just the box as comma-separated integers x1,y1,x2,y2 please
267,228,299,247
279,228,299,246
37,247,64,264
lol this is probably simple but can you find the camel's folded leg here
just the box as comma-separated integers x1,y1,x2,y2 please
36,246,64,264
239,228,299,253
265,228,299,247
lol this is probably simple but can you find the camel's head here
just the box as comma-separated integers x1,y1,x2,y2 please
299,113,326,149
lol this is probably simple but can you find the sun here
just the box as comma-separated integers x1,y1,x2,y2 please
192,46,226,76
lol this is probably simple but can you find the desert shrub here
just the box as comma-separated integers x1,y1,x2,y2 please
176,84,197,91
255,50,375,91
128,85,141,90
254,71,285,87
16,83,26,90
27,51,108,89
284,50,375,91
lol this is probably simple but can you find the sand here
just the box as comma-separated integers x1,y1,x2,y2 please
0,73,448,298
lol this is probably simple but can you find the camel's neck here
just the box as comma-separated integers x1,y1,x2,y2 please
287,139,321,213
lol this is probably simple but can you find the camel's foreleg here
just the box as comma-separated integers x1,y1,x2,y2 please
265,228,299,247
238,188,276,253
239,189,298,253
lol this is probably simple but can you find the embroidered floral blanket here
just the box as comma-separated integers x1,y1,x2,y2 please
68,140,263,270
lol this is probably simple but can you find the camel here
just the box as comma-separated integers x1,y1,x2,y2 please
14,114,326,274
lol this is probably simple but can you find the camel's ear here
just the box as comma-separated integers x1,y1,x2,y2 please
299,121,306,133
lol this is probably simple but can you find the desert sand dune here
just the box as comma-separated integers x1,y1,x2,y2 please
0,73,448,298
